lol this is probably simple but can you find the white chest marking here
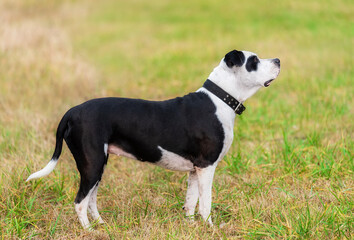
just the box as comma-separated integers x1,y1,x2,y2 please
155,146,194,172
197,88,235,163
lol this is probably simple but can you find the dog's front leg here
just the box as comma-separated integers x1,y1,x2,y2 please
196,165,216,225
183,170,199,219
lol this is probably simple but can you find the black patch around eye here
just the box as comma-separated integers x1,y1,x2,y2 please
246,56,259,72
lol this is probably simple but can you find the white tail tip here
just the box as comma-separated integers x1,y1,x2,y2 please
26,159,58,182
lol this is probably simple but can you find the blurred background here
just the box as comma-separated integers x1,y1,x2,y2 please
0,0,352,238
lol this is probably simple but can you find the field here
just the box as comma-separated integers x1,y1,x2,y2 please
0,0,353,239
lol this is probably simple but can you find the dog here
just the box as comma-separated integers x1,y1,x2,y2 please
26,50,280,228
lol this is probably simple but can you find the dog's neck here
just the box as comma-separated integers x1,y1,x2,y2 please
203,79,246,115
207,64,262,103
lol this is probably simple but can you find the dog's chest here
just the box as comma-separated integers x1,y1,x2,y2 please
216,110,234,160
202,89,235,161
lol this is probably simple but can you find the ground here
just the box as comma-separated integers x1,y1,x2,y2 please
0,0,352,239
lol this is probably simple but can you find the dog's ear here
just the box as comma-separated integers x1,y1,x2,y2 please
224,50,245,68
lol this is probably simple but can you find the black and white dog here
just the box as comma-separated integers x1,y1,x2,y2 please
26,50,280,228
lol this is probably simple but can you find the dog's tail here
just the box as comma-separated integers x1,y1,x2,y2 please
26,113,70,182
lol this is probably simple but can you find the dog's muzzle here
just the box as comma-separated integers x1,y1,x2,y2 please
264,79,274,87
264,58,281,87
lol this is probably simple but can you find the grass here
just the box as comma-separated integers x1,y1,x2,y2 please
0,0,353,239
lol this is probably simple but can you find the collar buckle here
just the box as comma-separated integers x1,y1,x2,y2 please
234,101,242,113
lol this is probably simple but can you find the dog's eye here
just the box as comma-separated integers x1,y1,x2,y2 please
246,55,259,72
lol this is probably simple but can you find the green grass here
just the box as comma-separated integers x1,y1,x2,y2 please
0,0,353,239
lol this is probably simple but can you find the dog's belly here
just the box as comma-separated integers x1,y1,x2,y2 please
155,146,194,172
106,144,194,172
106,144,137,160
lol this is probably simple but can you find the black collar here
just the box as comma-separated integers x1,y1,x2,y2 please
203,79,246,115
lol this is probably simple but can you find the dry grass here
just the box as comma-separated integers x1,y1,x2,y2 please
0,0,353,239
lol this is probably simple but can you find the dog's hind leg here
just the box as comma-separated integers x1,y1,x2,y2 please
183,170,199,219
73,151,106,229
74,184,96,229
87,145,108,224
65,132,107,229
88,180,105,224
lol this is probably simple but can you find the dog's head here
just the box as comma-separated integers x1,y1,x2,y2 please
224,50,280,88
208,50,280,102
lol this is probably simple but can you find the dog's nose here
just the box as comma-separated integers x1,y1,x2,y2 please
273,58,280,67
